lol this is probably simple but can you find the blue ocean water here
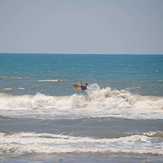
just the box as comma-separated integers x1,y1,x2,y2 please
0,54,163,163
0,54,163,96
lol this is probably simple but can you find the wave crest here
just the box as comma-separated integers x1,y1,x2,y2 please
0,131,163,155
0,84,163,119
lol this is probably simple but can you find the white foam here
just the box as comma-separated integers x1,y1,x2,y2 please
0,132,163,155
0,84,163,119
38,79,64,83
17,87,25,90
3,88,13,91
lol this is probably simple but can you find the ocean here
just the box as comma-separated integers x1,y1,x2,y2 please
0,54,163,162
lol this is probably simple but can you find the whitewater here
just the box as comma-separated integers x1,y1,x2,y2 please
0,131,163,155
0,84,163,120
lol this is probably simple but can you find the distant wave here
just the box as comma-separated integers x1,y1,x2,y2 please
38,79,64,83
17,87,25,90
0,76,23,80
1,87,25,92
0,131,163,155
0,84,163,120
3,88,13,91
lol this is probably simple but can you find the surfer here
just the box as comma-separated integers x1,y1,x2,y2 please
73,81,88,93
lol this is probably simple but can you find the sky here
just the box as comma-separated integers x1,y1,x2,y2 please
0,0,163,54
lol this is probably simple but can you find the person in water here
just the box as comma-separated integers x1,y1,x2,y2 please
73,82,88,93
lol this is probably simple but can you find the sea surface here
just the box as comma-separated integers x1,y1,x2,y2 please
0,54,163,163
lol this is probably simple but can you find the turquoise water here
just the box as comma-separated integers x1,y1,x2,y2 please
0,54,163,162
0,54,163,96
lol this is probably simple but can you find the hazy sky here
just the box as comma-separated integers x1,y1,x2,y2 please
0,0,162,54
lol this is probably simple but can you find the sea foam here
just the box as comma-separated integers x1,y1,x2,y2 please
0,131,163,155
0,84,163,120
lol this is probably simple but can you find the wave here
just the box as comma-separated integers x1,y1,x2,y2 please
0,76,23,80
38,79,64,83
0,84,163,120
3,88,13,91
0,131,163,155
17,87,25,90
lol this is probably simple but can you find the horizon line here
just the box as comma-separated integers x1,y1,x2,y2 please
0,52,163,55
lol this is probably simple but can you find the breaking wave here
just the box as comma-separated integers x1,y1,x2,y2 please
0,84,163,120
0,131,163,155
